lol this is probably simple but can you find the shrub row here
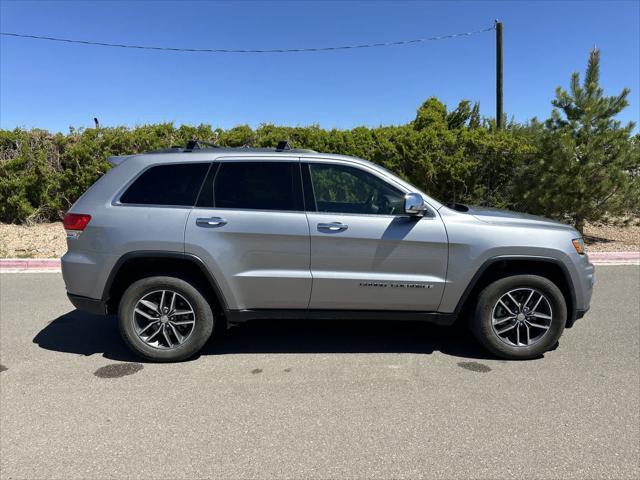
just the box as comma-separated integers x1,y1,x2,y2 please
1,93,638,232
0,106,536,223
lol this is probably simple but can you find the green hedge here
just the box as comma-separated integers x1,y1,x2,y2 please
0,98,538,222
1,96,638,232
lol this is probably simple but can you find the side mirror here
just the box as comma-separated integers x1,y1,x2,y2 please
404,192,427,216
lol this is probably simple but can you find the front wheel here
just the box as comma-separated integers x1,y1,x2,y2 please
470,275,567,360
118,276,214,362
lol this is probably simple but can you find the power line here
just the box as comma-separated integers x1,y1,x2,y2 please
0,26,494,54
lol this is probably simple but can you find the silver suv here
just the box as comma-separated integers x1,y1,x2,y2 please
62,143,594,362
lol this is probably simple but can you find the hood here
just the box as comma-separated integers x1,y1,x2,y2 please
446,204,576,232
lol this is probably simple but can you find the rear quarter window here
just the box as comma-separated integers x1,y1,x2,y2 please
120,163,210,206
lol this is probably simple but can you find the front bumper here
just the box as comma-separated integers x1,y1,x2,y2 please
565,255,595,328
575,306,590,320
67,293,107,316
566,306,590,328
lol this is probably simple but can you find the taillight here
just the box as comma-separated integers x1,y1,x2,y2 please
63,213,91,231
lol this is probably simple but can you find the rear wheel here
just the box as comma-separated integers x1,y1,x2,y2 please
118,276,214,362
470,275,566,360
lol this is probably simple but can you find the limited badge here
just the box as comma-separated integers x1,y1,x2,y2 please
359,282,433,289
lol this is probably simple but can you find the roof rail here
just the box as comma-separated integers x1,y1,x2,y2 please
107,155,135,166
148,146,184,154
185,139,221,151
137,140,318,155
275,140,291,151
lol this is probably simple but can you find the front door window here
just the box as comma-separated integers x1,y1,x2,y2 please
308,163,405,215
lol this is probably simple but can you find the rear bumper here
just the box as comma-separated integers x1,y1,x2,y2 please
67,293,107,316
61,250,116,300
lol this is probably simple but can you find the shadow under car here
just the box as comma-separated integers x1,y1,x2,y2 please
34,309,497,362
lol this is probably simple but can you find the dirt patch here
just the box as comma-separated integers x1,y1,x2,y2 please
0,220,638,258
583,223,640,252
0,222,67,258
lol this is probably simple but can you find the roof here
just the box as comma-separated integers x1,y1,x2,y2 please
107,146,324,166
107,150,397,175
148,146,319,154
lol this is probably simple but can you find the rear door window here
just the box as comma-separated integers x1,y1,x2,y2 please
120,163,210,206
209,162,303,211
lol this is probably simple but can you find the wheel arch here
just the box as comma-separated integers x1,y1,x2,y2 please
102,251,228,319
454,256,577,327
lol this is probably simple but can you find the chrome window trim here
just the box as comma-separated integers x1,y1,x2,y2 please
305,210,438,220
113,203,195,210
191,206,307,215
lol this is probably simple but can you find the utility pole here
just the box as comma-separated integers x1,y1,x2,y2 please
496,20,503,129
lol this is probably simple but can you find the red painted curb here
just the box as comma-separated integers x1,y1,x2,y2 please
0,258,61,270
588,251,640,260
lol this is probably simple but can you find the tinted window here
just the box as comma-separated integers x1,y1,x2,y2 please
195,162,219,208
120,163,210,206
212,162,303,211
308,163,405,215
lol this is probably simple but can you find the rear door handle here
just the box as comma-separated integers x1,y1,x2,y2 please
196,217,227,228
317,222,348,232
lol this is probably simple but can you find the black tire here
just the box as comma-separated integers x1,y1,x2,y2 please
118,276,214,362
469,274,567,360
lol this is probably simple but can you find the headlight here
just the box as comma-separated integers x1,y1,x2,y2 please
572,237,585,255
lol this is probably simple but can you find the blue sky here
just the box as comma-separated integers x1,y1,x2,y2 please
1,0,638,132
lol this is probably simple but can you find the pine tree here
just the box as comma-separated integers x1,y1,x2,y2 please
519,49,639,234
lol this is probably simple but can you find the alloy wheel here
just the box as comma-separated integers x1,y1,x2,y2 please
131,289,196,350
491,288,553,347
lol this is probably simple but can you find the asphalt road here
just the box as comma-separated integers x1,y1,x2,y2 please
1,266,639,480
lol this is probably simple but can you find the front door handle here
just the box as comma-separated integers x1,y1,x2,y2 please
196,217,227,228
317,222,348,232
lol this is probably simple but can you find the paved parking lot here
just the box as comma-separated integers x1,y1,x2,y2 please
1,266,638,479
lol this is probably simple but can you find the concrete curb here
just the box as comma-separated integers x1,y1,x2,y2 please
0,258,62,272
1,252,638,273
588,251,640,265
